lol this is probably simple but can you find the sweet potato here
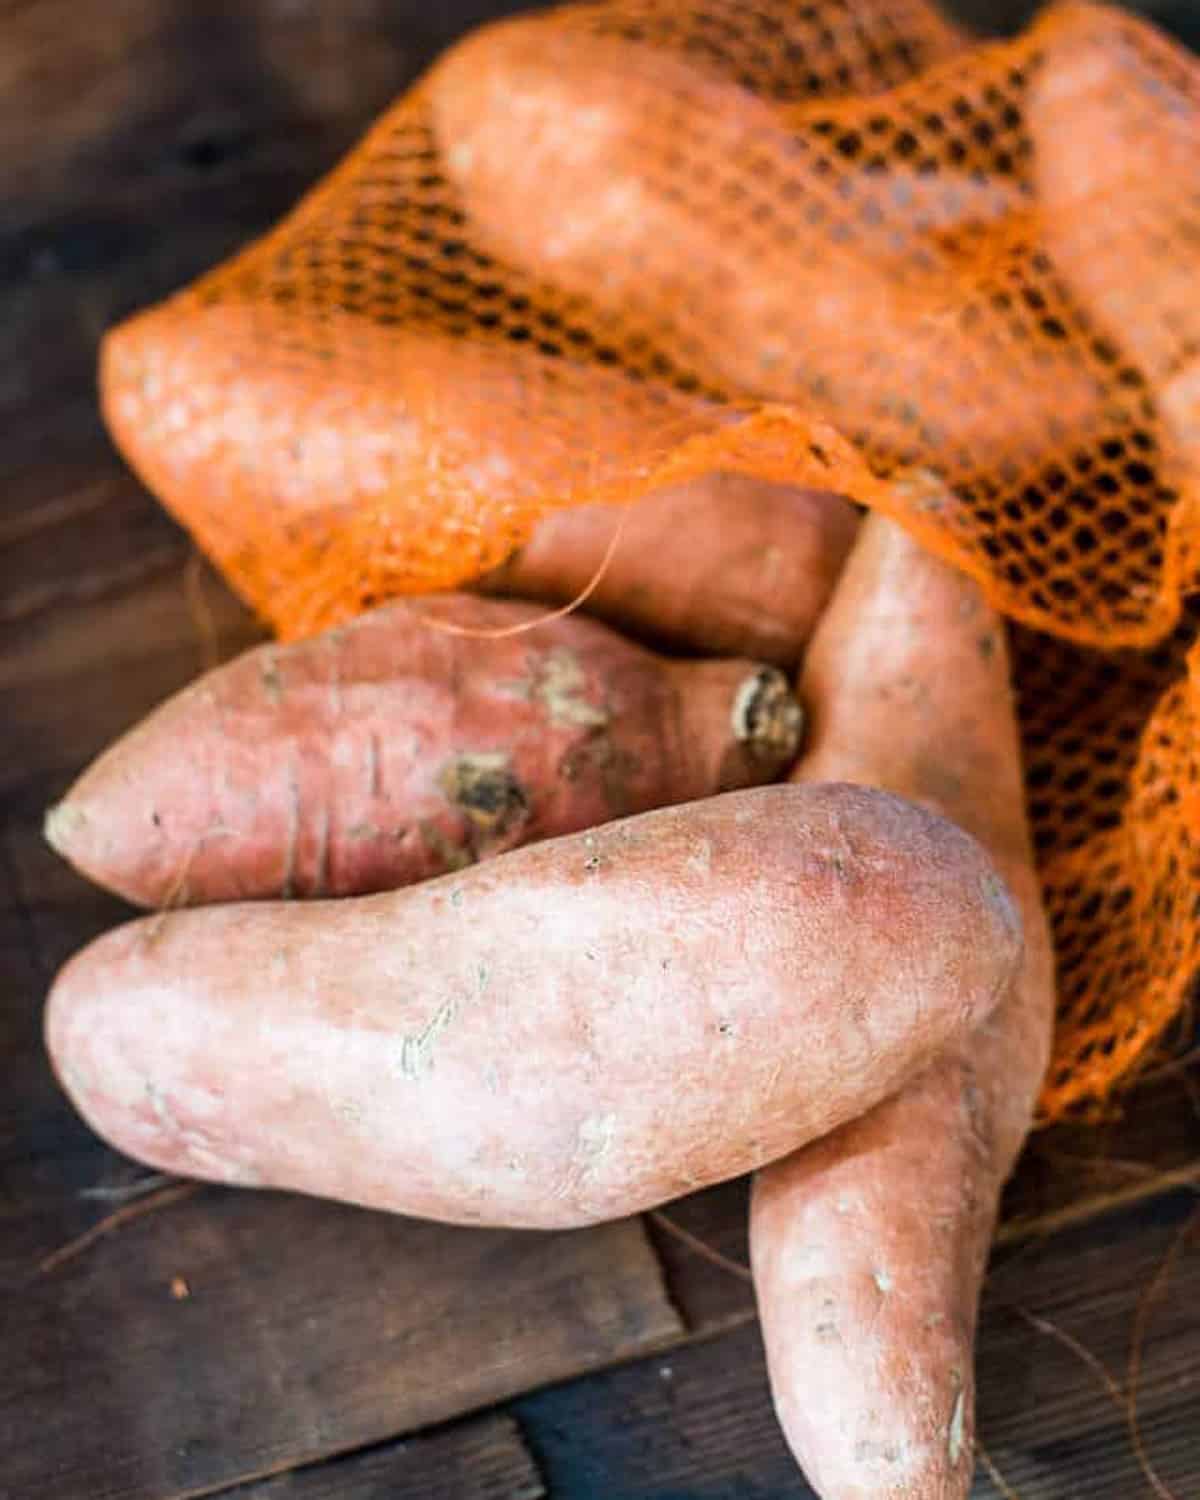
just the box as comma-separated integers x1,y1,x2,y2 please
750,512,1055,1499
1028,4,1200,474
100,303,729,607
848,165,1024,237
1028,3,1200,388
477,474,860,665
45,782,1022,1229
430,16,1101,467
44,594,803,909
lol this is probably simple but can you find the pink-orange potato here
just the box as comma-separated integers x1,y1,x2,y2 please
45,782,1022,1229
478,474,860,666
44,594,803,908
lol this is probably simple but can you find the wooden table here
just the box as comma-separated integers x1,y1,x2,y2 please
3,4,1198,1496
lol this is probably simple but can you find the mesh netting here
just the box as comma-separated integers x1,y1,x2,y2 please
99,0,1200,1120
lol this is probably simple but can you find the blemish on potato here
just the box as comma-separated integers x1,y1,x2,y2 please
43,801,89,859
259,651,284,703
419,820,475,873
687,838,713,877
531,648,610,730
574,1112,617,1174
730,666,805,764
947,1389,966,1464
396,996,458,1080
438,752,531,839
853,1439,902,1464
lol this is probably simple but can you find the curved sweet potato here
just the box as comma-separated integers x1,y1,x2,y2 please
44,594,803,908
477,474,860,665
431,16,1101,467
45,782,1021,1229
750,510,1055,1500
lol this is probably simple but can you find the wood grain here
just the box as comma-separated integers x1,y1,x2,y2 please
1,1176,679,1500
232,1414,544,1500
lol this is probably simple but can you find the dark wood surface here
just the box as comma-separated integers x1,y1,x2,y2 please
2,3,1198,1498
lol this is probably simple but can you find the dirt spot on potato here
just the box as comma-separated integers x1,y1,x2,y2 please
947,1388,967,1464
419,820,476,873
438,753,531,841
559,733,641,817
396,997,459,1080
731,667,804,759
259,650,285,703
854,1440,903,1465
532,649,610,730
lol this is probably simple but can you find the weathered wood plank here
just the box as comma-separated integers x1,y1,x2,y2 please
228,1414,544,1500
0,1180,679,1500
513,1192,1200,1500
0,563,263,803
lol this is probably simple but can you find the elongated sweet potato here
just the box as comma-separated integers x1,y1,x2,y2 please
1028,4,1200,473
751,512,1055,1500
430,16,1101,468
100,303,730,616
477,474,860,665
1029,3,1200,388
44,594,803,908
45,782,1021,1229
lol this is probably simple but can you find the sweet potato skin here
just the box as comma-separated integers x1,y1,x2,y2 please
100,304,727,614
1028,5,1200,386
44,594,803,908
1028,6,1200,470
478,474,860,665
750,513,1055,1500
45,782,1021,1229
431,16,1101,466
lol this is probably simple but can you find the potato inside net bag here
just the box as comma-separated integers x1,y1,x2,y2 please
100,0,1200,1120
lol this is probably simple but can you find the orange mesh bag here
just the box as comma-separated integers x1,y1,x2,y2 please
99,0,1200,1120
